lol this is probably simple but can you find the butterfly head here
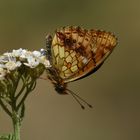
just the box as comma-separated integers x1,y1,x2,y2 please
54,82,68,95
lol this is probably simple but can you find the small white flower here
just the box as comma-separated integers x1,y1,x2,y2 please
0,64,6,68
43,60,51,68
5,61,21,71
0,55,10,63
19,49,32,60
3,52,12,56
0,67,6,80
32,51,41,57
24,56,39,68
12,48,24,57
38,56,51,67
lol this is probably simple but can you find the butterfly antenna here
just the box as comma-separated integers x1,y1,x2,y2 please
66,89,85,109
66,89,92,109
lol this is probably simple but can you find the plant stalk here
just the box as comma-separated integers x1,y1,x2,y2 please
12,113,21,140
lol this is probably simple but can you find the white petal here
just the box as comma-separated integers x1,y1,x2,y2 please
0,67,6,80
33,51,41,57
24,56,39,68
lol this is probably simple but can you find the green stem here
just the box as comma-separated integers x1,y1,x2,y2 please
0,99,12,117
0,133,14,140
12,113,21,140
0,135,9,140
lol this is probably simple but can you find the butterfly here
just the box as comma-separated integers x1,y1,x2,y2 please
44,26,117,109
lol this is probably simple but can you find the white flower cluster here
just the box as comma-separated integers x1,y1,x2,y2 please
0,48,51,80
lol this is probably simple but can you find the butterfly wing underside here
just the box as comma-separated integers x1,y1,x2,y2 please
51,26,117,83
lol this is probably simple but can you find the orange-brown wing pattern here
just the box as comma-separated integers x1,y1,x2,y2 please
51,26,117,83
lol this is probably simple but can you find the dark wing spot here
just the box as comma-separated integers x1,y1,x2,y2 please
93,35,97,37
56,32,66,41
79,34,84,37
73,39,76,43
64,38,74,47
75,46,86,56
78,42,82,45
66,32,71,35
85,38,89,41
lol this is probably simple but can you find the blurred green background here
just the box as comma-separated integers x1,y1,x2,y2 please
0,0,140,140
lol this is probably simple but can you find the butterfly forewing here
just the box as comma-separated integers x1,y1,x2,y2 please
51,26,117,83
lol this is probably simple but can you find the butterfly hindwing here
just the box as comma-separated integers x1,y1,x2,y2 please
51,26,117,83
